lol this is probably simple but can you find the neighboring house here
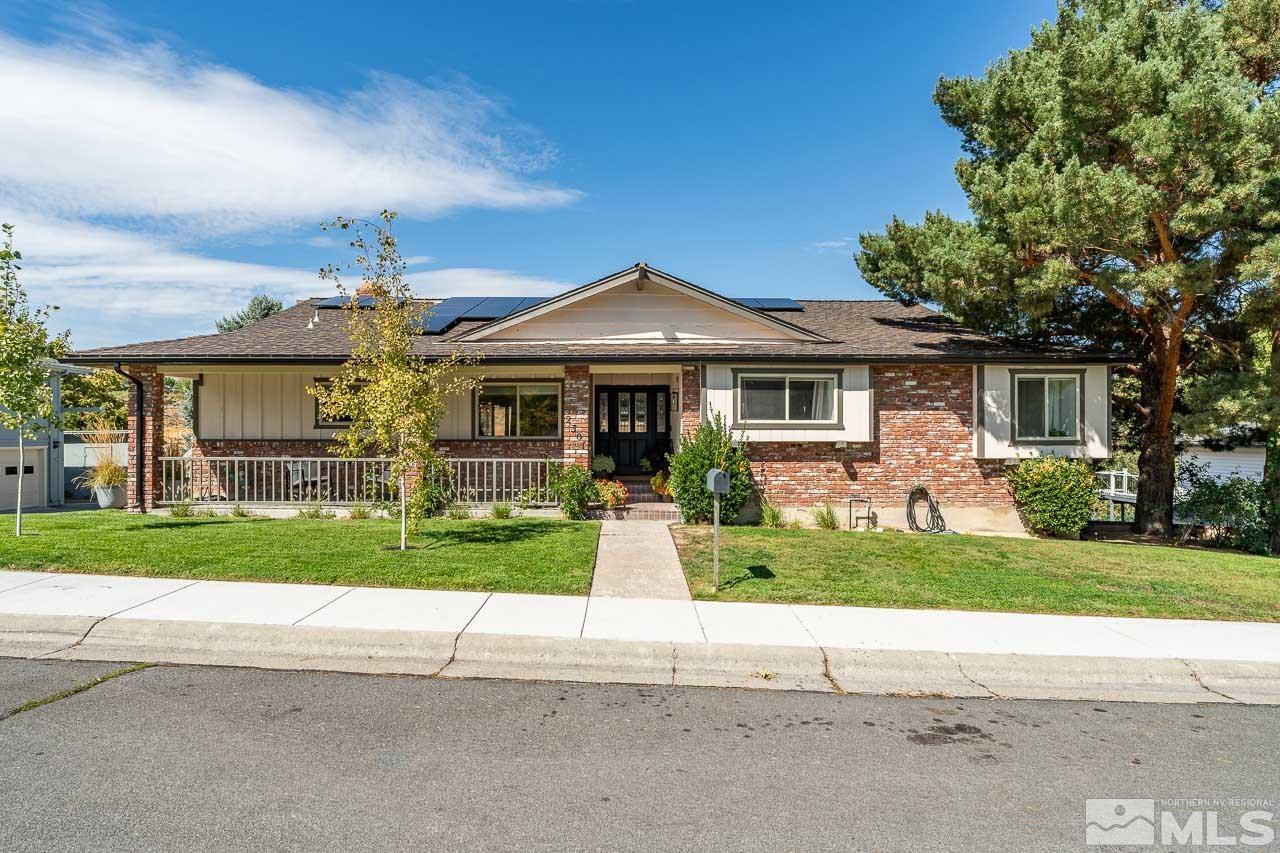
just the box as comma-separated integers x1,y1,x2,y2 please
66,263,1118,532
1,361,92,511
1180,432,1267,483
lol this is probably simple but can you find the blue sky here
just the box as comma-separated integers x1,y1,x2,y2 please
2,0,1058,348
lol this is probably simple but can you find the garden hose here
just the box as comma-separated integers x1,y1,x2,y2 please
907,485,953,534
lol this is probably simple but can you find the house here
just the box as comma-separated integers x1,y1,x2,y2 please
1180,429,1268,483
1,361,92,512
66,263,1118,532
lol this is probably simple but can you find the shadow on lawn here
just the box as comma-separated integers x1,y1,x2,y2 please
413,519,577,550
718,564,776,590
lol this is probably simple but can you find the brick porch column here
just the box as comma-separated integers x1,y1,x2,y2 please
680,364,702,440
124,364,165,510
562,364,591,468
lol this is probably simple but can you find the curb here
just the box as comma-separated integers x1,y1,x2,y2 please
825,649,991,698
1187,659,1280,705
0,613,101,658
444,633,675,685
952,653,1229,703
674,643,832,692
46,618,458,675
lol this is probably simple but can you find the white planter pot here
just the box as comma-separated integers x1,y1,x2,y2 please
94,485,126,509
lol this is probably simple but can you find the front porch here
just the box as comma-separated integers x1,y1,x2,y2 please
125,362,702,512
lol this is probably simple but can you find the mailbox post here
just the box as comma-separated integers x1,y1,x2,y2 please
705,468,730,591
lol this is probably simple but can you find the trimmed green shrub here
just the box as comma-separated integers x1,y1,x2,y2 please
1008,456,1098,538
666,412,752,524
547,461,599,520
813,503,839,530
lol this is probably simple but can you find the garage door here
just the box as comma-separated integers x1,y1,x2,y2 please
0,447,46,511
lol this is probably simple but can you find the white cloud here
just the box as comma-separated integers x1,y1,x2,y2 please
813,237,857,251
0,27,578,236
7,213,571,349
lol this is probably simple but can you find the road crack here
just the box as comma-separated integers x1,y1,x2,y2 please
0,662,154,723
817,647,846,695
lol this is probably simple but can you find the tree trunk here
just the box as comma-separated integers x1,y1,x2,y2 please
1134,345,1177,536
1266,319,1280,556
14,434,23,537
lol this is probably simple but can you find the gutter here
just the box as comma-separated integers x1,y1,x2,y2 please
113,363,147,514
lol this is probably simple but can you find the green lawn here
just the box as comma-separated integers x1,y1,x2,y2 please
0,511,600,596
672,526,1280,622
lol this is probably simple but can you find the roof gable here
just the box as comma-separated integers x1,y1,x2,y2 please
456,263,829,344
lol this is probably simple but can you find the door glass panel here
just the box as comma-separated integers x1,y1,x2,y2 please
597,392,609,433
1015,377,1046,439
618,393,632,433
634,394,648,432
656,393,667,433
741,377,786,421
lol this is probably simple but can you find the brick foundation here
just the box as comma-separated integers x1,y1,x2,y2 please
749,365,1013,509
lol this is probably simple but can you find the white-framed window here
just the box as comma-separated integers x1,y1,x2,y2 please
737,373,838,424
1013,374,1081,441
477,382,561,438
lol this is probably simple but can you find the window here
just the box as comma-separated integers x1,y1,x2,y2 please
656,393,667,433
738,374,837,423
478,383,560,438
313,378,359,428
597,392,608,433
617,393,632,433
634,394,648,432
1014,374,1080,441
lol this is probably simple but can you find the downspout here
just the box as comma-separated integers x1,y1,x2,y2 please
114,362,147,513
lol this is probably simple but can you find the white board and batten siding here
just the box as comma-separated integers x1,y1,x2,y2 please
193,366,565,442
975,364,1110,460
702,365,873,443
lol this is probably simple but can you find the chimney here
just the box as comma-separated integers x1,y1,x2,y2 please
355,280,376,297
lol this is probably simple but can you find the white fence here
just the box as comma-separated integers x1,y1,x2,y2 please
1096,469,1138,521
63,431,128,467
159,456,556,506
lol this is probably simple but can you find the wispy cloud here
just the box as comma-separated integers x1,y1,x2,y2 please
0,16,580,348
813,237,857,251
0,28,577,236
9,212,571,348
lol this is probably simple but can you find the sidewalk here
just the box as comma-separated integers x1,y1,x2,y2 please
1,569,1278,703
588,520,691,600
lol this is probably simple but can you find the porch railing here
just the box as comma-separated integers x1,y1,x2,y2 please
1096,469,1138,522
159,456,556,506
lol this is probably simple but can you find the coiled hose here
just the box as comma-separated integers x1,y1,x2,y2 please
907,484,952,534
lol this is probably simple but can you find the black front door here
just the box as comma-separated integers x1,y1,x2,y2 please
594,386,673,474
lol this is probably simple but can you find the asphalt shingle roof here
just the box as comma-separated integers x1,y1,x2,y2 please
69,297,1110,365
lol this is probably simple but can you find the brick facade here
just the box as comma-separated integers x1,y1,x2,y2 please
749,364,1012,508
562,365,591,468
680,364,701,438
124,364,165,509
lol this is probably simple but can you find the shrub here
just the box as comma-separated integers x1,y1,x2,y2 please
347,502,372,520
445,502,473,520
74,459,127,490
596,479,629,509
813,503,839,530
758,496,785,528
547,461,598,520
230,503,255,518
1176,460,1269,554
168,500,193,518
1008,456,1098,538
666,412,752,524
491,501,513,519
638,458,653,473
590,454,616,477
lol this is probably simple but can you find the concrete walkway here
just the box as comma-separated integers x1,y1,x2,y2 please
588,521,690,600
1,569,1279,702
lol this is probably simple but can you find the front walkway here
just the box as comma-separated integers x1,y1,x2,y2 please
589,521,690,600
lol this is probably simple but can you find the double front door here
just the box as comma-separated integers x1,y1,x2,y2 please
594,386,672,474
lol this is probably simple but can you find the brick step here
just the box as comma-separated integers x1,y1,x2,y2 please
587,504,682,522
605,477,673,504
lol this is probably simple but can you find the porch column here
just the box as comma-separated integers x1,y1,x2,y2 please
680,364,702,440
563,365,591,468
124,364,165,510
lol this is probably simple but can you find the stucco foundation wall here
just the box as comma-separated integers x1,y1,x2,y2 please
748,364,1014,513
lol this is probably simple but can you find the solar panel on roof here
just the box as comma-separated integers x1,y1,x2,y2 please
417,295,554,334
316,295,378,309
731,297,804,311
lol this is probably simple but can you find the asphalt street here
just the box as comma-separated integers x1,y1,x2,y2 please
1,657,1276,851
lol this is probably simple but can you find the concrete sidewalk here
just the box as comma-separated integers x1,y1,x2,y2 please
1,569,1278,703
588,520,691,600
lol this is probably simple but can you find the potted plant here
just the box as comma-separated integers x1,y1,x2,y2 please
76,459,128,509
650,469,671,501
590,454,616,479
596,479,629,509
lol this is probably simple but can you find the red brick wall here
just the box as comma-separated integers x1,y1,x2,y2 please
749,364,1012,508
680,364,701,439
125,364,165,509
562,365,591,468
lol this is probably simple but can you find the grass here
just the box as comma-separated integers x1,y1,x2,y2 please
672,525,1280,622
0,663,153,722
0,511,600,596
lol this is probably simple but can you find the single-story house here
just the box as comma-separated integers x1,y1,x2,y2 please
67,263,1118,532
1180,429,1269,483
1,360,92,511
